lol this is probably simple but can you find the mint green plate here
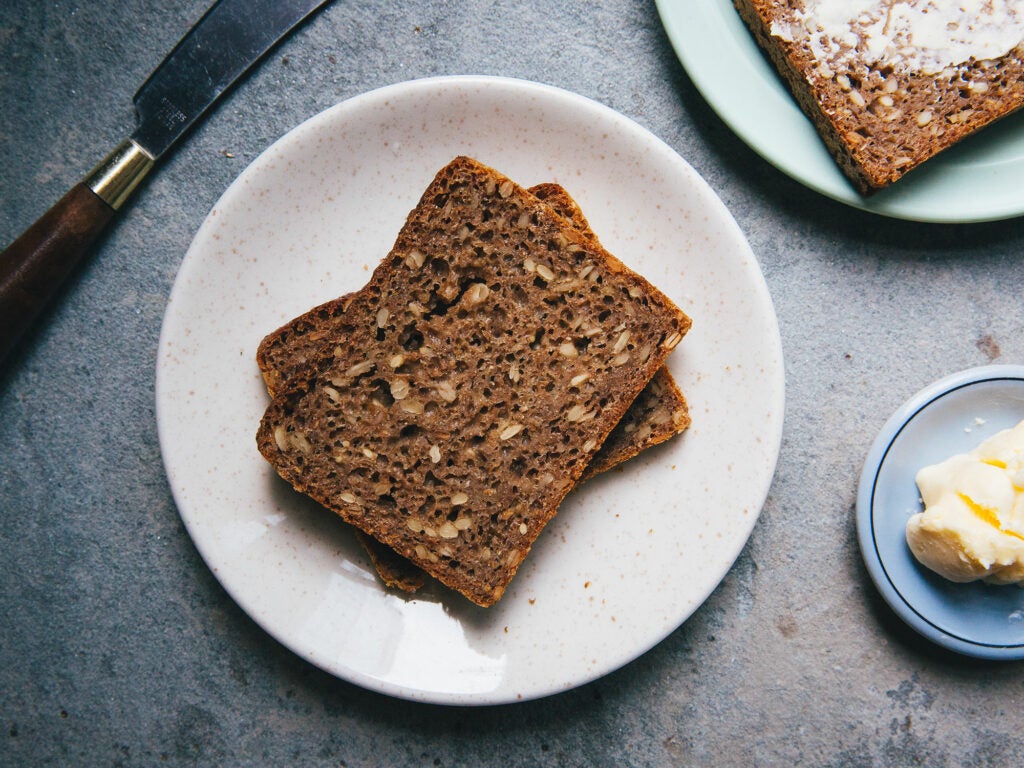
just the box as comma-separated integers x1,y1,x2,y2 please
655,0,1024,223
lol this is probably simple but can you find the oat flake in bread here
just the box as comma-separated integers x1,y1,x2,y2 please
734,0,1024,193
256,156,691,607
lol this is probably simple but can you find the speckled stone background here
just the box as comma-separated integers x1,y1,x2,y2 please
2,1,1024,766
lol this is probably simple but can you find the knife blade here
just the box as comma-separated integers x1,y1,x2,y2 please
0,0,332,364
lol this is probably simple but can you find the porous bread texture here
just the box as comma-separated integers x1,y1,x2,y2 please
257,181,692,594
734,0,1024,194
360,365,692,595
257,156,691,607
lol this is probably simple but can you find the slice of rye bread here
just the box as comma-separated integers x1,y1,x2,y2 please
256,156,691,607
733,0,1024,194
257,182,691,594
260,182,692,594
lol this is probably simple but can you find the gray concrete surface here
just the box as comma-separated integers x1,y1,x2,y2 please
3,1,1024,765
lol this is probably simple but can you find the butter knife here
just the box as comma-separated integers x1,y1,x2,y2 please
0,0,332,363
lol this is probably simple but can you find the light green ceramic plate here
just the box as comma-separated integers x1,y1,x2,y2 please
656,0,1024,223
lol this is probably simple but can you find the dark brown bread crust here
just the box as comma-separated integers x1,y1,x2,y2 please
257,157,691,606
257,298,351,400
734,0,1024,194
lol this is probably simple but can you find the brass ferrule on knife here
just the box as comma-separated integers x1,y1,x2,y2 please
85,139,155,210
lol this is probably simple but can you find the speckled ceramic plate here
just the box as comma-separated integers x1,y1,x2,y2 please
156,75,784,704
857,365,1024,659
656,0,1024,223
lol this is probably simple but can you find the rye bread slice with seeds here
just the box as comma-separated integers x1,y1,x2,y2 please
256,156,691,607
734,0,1024,194
257,182,692,593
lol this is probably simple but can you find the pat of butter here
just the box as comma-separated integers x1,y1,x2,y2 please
905,419,1024,584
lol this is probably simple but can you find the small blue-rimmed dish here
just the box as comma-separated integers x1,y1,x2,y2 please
856,364,1024,660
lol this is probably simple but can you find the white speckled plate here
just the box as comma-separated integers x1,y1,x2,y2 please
656,0,1024,223
857,365,1024,659
156,76,784,704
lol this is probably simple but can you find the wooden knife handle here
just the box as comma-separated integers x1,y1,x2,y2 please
0,184,115,362
0,139,154,364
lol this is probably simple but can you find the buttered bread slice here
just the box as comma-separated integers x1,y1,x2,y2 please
735,0,1024,193
256,156,691,607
